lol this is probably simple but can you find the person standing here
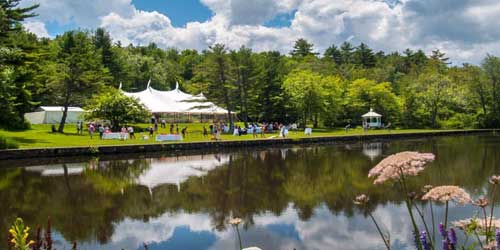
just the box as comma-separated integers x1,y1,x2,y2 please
98,124,104,139
181,126,187,138
203,126,208,137
170,123,174,134
128,126,135,139
149,127,154,138
89,123,95,139
76,121,82,135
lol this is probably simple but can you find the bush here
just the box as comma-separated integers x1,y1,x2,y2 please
441,113,478,129
0,135,19,149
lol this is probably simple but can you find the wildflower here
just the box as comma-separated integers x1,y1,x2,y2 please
490,175,500,185
420,231,431,250
422,186,472,205
229,218,242,226
368,151,435,184
448,228,457,246
442,239,450,250
438,223,447,238
354,194,369,206
496,228,500,250
474,198,489,208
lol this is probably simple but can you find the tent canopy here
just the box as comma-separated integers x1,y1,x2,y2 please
25,106,85,124
122,82,228,114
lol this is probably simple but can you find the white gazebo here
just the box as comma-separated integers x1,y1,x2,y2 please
362,108,382,128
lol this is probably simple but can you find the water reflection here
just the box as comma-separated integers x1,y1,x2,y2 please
1,135,500,250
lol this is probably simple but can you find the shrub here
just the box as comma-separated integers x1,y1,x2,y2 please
0,135,19,149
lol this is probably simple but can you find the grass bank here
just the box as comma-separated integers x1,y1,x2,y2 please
0,123,473,149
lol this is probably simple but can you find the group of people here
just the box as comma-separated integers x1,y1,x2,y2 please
76,117,297,141
204,122,226,140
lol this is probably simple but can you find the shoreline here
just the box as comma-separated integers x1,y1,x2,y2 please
0,129,498,161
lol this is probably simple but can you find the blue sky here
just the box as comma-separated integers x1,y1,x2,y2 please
131,0,213,27
20,0,500,64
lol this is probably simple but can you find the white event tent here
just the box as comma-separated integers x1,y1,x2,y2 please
121,81,228,115
24,106,85,124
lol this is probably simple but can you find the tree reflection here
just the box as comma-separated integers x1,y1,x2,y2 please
0,135,499,249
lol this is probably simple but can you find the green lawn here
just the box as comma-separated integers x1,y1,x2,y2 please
0,123,455,149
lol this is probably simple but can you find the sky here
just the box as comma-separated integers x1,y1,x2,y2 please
19,0,500,64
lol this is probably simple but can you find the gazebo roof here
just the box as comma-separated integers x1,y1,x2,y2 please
362,108,382,118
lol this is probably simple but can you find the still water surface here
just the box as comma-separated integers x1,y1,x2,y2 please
1,135,500,250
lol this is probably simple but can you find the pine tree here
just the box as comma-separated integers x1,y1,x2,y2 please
354,43,376,68
0,0,39,38
324,44,342,65
290,38,317,58
196,44,235,127
45,31,109,132
340,42,354,64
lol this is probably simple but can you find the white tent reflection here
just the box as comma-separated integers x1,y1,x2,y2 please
25,163,84,176
24,154,231,192
137,154,230,191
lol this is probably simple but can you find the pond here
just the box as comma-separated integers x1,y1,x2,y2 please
1,134,500,250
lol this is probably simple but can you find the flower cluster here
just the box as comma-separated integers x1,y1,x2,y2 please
229,218,242,226
354,194,370,206
474,198,489,208
437,223,457,250
422,185,472,205
420,231,431,250
490,175,500,185
368,151,435,184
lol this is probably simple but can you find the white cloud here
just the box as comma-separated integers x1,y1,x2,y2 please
23,21,50,37
21,0,500,64
21,0,135,27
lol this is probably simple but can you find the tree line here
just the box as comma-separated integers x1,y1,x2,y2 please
2,0,500,132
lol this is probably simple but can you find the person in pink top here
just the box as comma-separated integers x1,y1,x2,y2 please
88,124,95,139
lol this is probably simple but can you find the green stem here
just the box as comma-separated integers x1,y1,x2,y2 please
399,171,423,250
235,225,242,250
430,202,435,244
489,185,497,237
444,201,449,230
414,203,434,249
474,229,485,250
482,206,489,244
369,212,391,250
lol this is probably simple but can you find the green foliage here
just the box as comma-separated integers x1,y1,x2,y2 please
0,134,18,149
0,1,40,129
290,38,317,58
2,15,500,131
43,30,109,132
346,78,401,125
84,88,149,130
283,70,342,127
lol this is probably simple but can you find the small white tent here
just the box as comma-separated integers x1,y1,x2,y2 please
24,106,85,124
